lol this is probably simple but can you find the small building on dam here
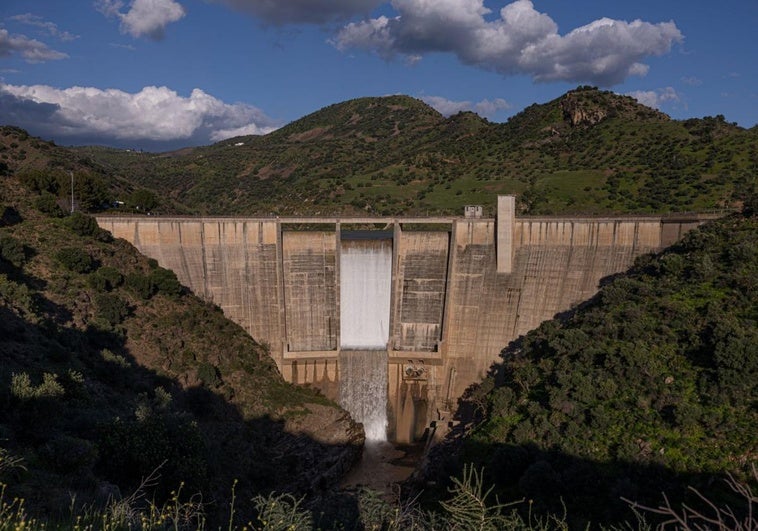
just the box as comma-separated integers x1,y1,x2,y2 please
97,197,710,443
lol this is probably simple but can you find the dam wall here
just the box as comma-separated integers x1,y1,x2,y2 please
97,199,709,442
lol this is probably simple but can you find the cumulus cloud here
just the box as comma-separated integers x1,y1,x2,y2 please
211,0,383,25
9,13,79,41
0,29,68,63
0,83,279,149
335,0,683,86
95,0,186,40
421,95,510,118
627,86,680,109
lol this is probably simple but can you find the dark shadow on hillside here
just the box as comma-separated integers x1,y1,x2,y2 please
0,302,363,528
410,365,754,530
412,436,752,529
408,326,755,529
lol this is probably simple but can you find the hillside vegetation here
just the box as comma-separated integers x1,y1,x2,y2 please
1,88,756,529
0,171,361,525
425,207,757,527
58,87,758,217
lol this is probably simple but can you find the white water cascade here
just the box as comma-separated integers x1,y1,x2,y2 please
339,239,392,349
339,350,389,441
339,237,392,441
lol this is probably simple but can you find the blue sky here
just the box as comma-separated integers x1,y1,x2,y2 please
1,0,756,151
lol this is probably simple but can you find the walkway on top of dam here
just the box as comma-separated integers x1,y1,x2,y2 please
96,211,723,225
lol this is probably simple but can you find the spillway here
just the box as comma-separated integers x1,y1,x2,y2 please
339,238,392,349
338,236,392,440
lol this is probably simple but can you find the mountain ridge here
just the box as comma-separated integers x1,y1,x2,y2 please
2,86,755,218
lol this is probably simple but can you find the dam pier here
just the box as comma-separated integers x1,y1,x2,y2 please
97,197,709,443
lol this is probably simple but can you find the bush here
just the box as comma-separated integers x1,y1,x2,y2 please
19,169,62,195
10,372,65,400
197,362,221,388
88,266,123,292
35,192,65,217
129,189,159,212
66,211,97,236
125,272,154,299
0,274,34,315
151,267,182,297
98,411,208,501
0,235,25,267
66,211,112,241
55,247,94,273
95,293,130,327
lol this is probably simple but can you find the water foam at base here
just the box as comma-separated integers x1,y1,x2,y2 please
339,350,388,441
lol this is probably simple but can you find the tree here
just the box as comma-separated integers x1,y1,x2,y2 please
129,189,159,212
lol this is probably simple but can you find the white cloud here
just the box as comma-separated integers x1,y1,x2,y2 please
681,76,702,86
335,0,683,86
0,83,279,148
9,13,79,41
96,0,186,40
210,123,274,141
211,0,383,25
0,29,68,63
627,86,680,109
421,95,510,118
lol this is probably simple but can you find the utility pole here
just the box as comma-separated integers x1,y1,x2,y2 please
70,171,74,213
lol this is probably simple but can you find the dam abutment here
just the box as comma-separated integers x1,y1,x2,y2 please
97,198,714,444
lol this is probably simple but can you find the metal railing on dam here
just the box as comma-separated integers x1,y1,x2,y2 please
96,197,718,443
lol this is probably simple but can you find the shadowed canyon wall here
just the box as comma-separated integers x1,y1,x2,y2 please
97,198,708,442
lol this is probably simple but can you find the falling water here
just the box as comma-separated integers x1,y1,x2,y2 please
340,239,392,349
339,236,392,441
339,350,388,441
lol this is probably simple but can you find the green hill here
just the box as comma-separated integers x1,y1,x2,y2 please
0,169,361,525
1,90,756,529
60,87,756,217
425,207,757,527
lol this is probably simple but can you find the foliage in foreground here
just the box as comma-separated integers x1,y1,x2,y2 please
1,462,756,530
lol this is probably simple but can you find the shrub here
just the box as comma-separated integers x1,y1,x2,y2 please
35,192,65,217
19,169,61,195
151,267,182,297
10,372,65,400
88,266,123,292
95,293,130,327
129,189,159,212
0,274,34,315
55,247,94,273
98,411,208,501
197,362,222,388
66,211,98,236
0,235,25,267
125,272,154,299
253,492,313,531
66,211,112,241
100,348,130,368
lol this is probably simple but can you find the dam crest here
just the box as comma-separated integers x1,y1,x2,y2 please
97,197,711,443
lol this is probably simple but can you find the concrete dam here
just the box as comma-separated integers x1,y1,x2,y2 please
97,197,709,443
